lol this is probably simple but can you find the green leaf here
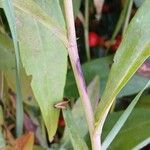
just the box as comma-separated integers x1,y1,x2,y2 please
95,0,150,132
0,106,5,149
134,0,145,7
65,55,113,98
0,0,68,141
12,1,68,141
0,105,4,126
61,76,100,149
0,32,15,70
0,34,146,101
65,55,149,99
132,137,150,150
35,0,65,28
102,108,150,149
72,0,82,16
0,32,39,108
59,0,81,18
63,109,89,150
0,132,5,149
136,94,150,108
33,145,45,150
102,80,150,150
0,0,24,136
111,0,130,41
118,74,149,98
12,0,68,46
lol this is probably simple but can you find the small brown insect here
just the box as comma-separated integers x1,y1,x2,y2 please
54,98,69,110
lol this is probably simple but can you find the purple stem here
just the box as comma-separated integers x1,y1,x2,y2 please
64,0,101,149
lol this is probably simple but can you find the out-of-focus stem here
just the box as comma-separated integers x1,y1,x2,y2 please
105,0,130,54
93,0,105,20
84,0,91,61
123,0,133,35
77,11,85,25
0,72,4,101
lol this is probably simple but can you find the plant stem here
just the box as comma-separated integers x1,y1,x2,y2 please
3,0,24,136
15,43,24,137
123,0,133,35
0,72,4,101
64,0,100,149
105,0,130,54
84,0,91,61
93,0,105,20
77,11,85,25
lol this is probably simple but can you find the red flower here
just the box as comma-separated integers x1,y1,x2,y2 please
89,32,99,47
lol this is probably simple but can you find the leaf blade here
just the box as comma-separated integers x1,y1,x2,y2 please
14,1,68,141
95,0,150,133
102,80,150,150
132,137,150,150
12,0,68,46
102,108,150,149
0,0,24,136
63,109,89,150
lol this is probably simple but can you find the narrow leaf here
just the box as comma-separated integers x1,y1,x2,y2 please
0,106,5,149
102,108,150,149
0,132,5,149
63,109,89,150
111,0,131,40
132,137,150,150
95,0,150,133
0,106,4,126
102,80,150,150
0,0,24,136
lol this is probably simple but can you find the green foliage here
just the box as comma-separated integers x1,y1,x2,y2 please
14,0,68,141
65,55,113,98
0,106,5,149
0,0,150,149
0,32,38,108
0,0,68,140
0,32,15,70
63,109,89,150
72,0,82,16
0,0,24,136
102,108,150,149
102,81,150,150
65,55,149,99
59,0,81,17
111,0,131,40
95,0,150,133
0,131,5,149
61,76,100,149
13,0,67,45
132,137,150,150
